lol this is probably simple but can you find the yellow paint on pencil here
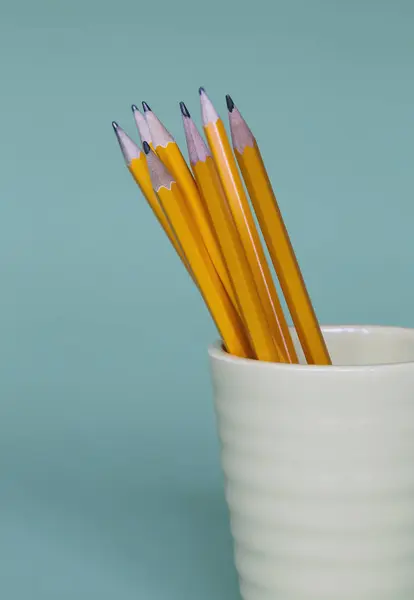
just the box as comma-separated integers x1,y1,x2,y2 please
235,141,331,365
193,155,281,362
156,180,253,359
203,116,297,363
128,153,187,267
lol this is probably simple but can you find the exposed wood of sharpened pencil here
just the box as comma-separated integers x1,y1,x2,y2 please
181,105,281,362
112,122,189,271
143,103,240,314
227,96,331,365
131,105,154,150
199,88,298,363
144,145,253,359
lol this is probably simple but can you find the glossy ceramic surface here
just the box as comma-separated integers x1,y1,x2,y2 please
209,326,414,599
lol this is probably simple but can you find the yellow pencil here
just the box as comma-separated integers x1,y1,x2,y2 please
112,121,189,271
181,102,280,362
144,142,253,359
199,88,298,363
226,95,331,365
142,102,239,313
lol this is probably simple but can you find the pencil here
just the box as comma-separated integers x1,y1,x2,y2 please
143,102,240,313
131,104,154,150
112,121,189,271
199,88,298,363
144,142,253,359
227,95,331,365
181,102,280,362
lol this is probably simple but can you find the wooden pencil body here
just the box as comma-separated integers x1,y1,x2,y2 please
129,155,188,268
193,157,280,362
156,182,253,359
155,142,239,312
204,119,298,363
235,143,331,365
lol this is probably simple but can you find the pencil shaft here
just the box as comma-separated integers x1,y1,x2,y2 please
203,116,298,363
155,141,240,313
156,182,253,358
194,156,281,362
235,142,331,364
112,123,191,273
128,155,190,271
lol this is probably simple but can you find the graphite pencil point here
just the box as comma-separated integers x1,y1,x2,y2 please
226,94,235,113
179,101,191,118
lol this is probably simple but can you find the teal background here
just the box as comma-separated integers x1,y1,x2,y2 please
0,0,413,598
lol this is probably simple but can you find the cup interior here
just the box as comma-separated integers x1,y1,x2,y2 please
293,326,414,367
216,326,414,368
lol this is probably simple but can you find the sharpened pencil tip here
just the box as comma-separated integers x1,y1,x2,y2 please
131,104,138,112
112,121,119,130
143,141,151,154
179,101,191,118
226,94,235,113
142,101,151,112
198,87,206,95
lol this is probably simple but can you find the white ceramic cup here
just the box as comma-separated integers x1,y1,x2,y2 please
209,326,414,600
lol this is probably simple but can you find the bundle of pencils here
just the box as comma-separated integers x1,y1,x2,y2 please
112,88,331,365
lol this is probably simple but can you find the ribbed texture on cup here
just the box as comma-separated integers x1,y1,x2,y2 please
210,329,414,600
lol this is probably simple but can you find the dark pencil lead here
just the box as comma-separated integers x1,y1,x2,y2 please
225,94,235,113
143,141,151,154
112,121,119,130
131,104,139,112
198,87,206,95
179,101,191,118
142,101,151,112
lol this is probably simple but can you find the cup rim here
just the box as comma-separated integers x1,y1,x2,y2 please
208,325,414,372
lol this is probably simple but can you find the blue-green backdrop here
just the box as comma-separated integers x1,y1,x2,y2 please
1,0,413,598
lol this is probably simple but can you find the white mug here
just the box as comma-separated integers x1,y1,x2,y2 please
209,326,414,600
